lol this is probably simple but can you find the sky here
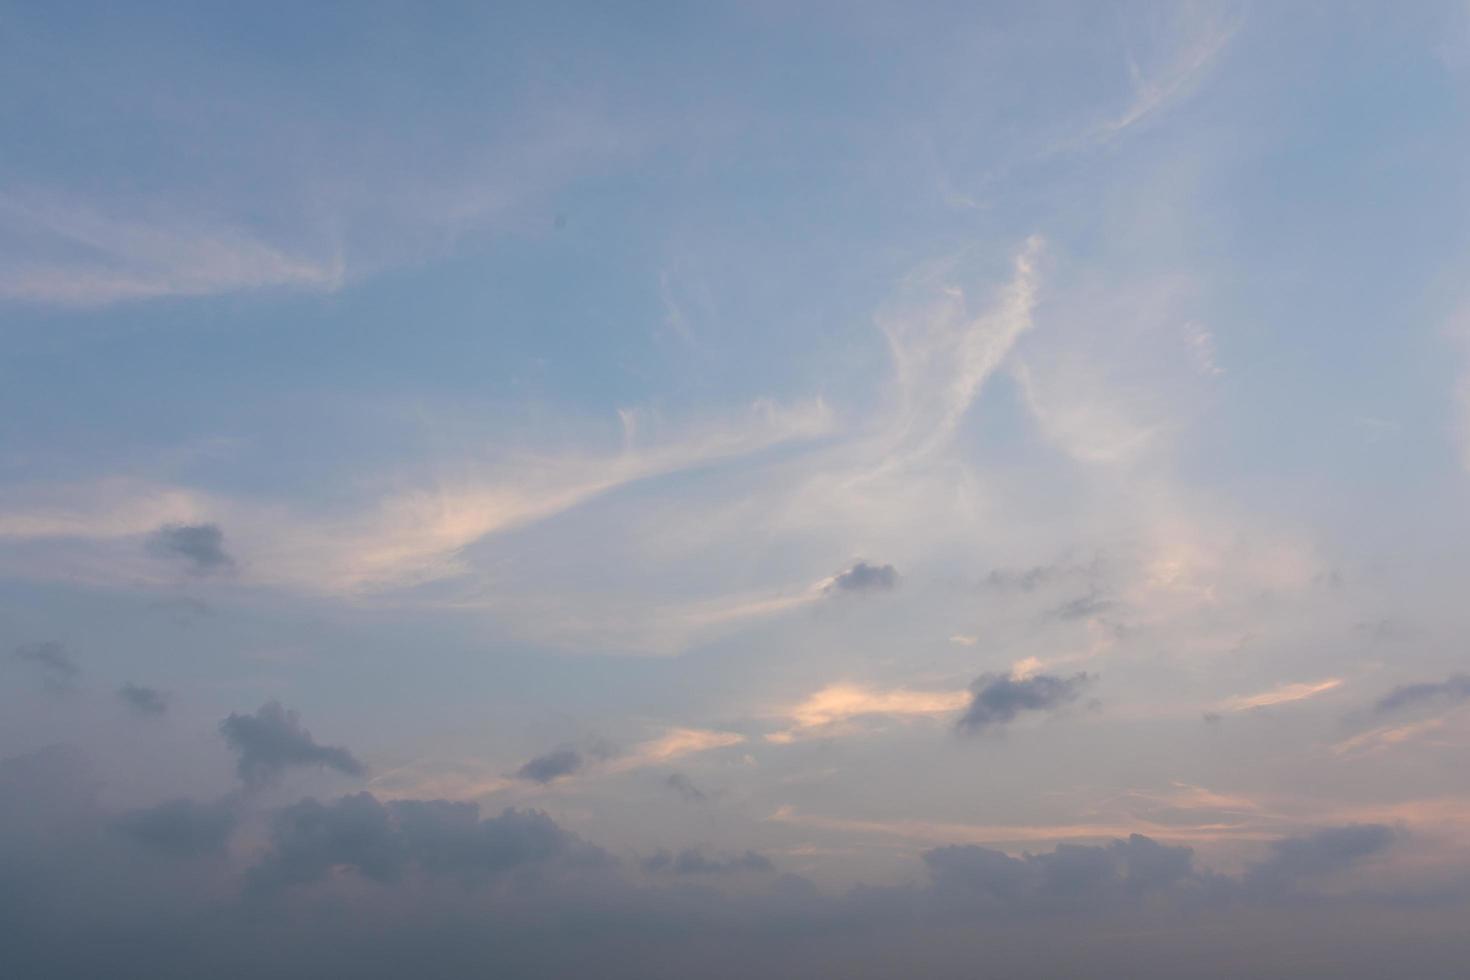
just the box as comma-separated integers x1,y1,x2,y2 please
5,1,1470,976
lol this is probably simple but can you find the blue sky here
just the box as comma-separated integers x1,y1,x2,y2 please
6,3,1470,976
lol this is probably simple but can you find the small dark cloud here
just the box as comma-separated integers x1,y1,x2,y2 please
219,701,366,788
1373,675,1470,715
118,683,169,716
664,772,707,803
115,797,238,857
515,747,583,784
147,522,234,574
1202,711,1223,724
13,641,78,694
827,561,898,594
641,848,774,874
957,671,1092,734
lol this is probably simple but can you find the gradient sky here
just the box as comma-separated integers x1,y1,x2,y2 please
6,2,1470,976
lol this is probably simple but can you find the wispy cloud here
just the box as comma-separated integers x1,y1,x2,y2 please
1090,14,1238,144
609,727,746,771
767,805,1283,848
0,193,342,307
767,683,970,743
1221,678,1343,712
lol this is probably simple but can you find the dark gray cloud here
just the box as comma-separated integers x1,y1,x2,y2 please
664,772,707,803
118,683,169,716
250,792,606,890
146,522,234,574
0,750,1458,980
957,671,1092,734
924,833,1213,913
514,747,583,784
641,848,774,874
219,702,366,788
1244,825,1397,895
827,561,898,594
1374,675,1470,714
115,797,238,857
13,641,78,693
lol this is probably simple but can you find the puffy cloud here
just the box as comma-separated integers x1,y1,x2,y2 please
219,702,366,788
13,641,78,694
826,561,899,594
249,792,606,890
146,522,234,574
1374,675,1470,714
957,672,1092,734
118,683,169,716
0,746,1456,980
924,833,1210,912
1244,825,1397,895
514,747,584,784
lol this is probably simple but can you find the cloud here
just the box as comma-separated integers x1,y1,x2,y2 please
146,522,234,574
114,797,238,857
1222,678,1343,712
1090,13,1237,143
1374,675,1470,715
118,683,169,716
923,833,1210,912
13,641,78,694
875,236,1044,466
514,747,584,784
0,192,342,308
664,773,707,803
957,672,1092,734
0,743,1459,980
641,848,774,874
1045,593,1114,621
249,792,605,890
768,683,970,743
1244,825,1397,895
610,728,747,770
826,561,899,594
219,702,366,788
